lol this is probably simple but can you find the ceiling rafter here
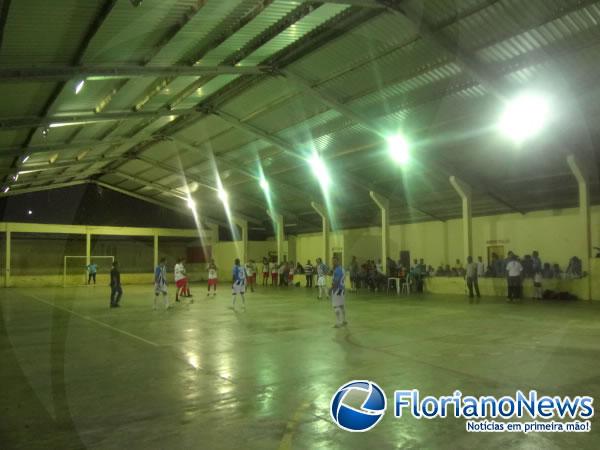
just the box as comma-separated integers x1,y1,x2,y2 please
0,65,275,82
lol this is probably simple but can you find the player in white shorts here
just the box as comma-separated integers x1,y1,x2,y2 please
153,257,170,310
316,257,329,300
231,258,247,310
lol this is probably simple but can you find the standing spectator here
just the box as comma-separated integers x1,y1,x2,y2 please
465,256,480,302
262,257,269,286
109,261,122,308
304,260,314,288
533,270,543,300
532,251,542,274
476,256,485,278
506,253,523,302
349,256,359,290
270,259,278,286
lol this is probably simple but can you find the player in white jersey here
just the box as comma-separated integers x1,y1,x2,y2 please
245,260,256,292
316,257,329,300
207,259,218,297
231,258,247,310
153,257,170,310
174,258,191,303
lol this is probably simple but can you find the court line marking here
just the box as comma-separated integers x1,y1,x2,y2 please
24,293,160,348
278,401,310,450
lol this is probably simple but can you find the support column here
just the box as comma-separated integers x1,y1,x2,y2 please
311,202,330,265
85,231,91,266
369,191,390,273
153,231,159,269
567,155,592,300
267,210,284,264
5,230,10,288
449,176,473,263
233,218,248,263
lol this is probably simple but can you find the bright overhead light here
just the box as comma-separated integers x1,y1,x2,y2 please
218,187,228,202
309,153,330,188
499,92,551,143
75,80,85,95
3,187,9,193
387,133,410,165
12,174,18,182
186,198,196,209
259,177,269,192
27,210,33,215
22,155,30,163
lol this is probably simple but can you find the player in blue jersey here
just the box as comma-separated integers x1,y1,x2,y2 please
331,256,347,328
231,258,247,310
153,257,170,310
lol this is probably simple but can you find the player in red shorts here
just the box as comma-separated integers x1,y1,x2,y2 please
207,260,218,297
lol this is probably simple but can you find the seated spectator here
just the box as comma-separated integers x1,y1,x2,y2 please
542,262,553,278
553,263,562,279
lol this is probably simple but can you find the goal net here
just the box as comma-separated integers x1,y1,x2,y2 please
64,256,114,287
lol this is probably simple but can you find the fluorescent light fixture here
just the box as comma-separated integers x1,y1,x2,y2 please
75,80,85,94
186,198,196,209
218,187,228,202
259,177,269,192
387,134,410,165
27,210,33,215
22,155,30,163
12,174,18,182
309,153,330,188
499,92,551,143
3,187,9,193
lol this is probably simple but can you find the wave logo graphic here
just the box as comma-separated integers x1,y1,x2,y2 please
330,380,387,432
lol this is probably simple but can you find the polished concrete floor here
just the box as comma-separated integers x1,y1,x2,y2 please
1,284,600,449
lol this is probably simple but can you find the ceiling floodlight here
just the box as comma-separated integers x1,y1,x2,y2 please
75,80,85,94
387,133,410,165
309,153,330,188
499,92,551,143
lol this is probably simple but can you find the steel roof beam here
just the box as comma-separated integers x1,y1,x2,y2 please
0,65,275,82
0,180,89,197
0,0,11,51
0,108,205,131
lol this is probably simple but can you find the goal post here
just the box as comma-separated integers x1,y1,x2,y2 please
64,255,114,287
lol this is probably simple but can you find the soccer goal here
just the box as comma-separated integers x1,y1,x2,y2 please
63,256,114,287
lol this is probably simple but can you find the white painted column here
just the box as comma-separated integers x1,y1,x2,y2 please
311,202,330,265
567,155,592,300
5,230,10,288
153,231,159,269
268,210,284,264
85,231,91,266
449,176,473,263
369,191,390,274
233,218,248,263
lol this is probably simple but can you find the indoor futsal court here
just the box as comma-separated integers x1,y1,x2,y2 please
1,1,600,449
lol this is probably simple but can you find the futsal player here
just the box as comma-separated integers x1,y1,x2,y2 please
174,258,186,302
331,256,347,327
154,257,170,310
231,258,247,310
109,261,122,308
207,260,218,297
316,257,329,300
